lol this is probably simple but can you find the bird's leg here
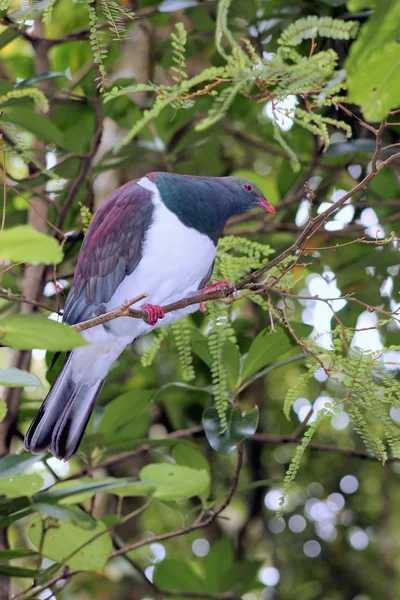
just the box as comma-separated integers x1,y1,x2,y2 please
198,280,235,313
142,303,165,326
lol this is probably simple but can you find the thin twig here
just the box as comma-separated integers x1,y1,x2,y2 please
0,134,6,230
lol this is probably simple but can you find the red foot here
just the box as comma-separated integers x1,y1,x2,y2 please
198,280,235,313
143,303,165,325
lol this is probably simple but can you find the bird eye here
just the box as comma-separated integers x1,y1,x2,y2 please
244,184,252,192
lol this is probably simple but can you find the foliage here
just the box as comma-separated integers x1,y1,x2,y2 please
104,8,360,158
0,0,399,599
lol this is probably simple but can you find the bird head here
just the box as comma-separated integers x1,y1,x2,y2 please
221,176,275,216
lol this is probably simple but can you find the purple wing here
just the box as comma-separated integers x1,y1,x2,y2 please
63,180,154,325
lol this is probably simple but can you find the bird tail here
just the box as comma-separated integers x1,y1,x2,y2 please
24,353,105,461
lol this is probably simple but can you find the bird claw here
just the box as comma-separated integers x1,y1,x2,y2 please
143,303,165,325
198,280,235,313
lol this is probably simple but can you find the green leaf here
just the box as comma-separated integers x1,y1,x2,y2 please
139,463,210,500
14,72,65,90
191,329,212,366
204,538,234,593
0,27,19,50
222,339,240,391
171,444,210,473
31,503,96,526
0,453,45,477
0,564,40,578
153,558,205,597
203,405,259,455
172,445,210,502
345,0,400,119
3,107,65,147
239,324,310,384
0,225,63,265
0,509,33,528
154,381,211,400
107,481,155,498
27,514,113,572
36,477,155,503
0,473,44,497
0,315,88,350
0,549,38,561
0,368,41,388
35,478,128,502
98,390,153,436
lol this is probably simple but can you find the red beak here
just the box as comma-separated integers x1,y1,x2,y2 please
258,198,275,215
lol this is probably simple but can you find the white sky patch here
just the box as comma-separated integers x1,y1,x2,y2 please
192,538,210,557
303,540,321,558
348,528,369,550
331,411,350,431
380,277,393,297
265,489,284,510
326,493,345,512
384,350,400,371
144,566,155,582
295,200,310,227
158,0,198,11
268,516,286,533
32,348,46,360
340,475,359,494
264,95,298,131
46,152,57,170
44,279,69,298
259,566,280,587
47,457,70,477
358,207,385,239
351,311,383,352
348,164,362,179
289,515,306,533
390,406,400,422
303,271,347,349
316,522,337,542
318,190,355,231
150,543,166,563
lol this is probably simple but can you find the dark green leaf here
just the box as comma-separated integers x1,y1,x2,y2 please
203,405,259,455
204,538,234,592
0,549,38,561
0,564,40,578
98,390,153,436
154,558,205,597
0,28,19,50
191,329,212,366
14,72,65,89
2,108,65,147
239,324,311,384
222,339,241,391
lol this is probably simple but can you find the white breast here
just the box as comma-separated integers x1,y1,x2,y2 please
105,176,216,338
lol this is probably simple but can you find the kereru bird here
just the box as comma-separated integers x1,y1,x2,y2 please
25,172,275,460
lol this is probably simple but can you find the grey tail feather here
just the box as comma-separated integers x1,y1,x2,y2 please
24,354,105,461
